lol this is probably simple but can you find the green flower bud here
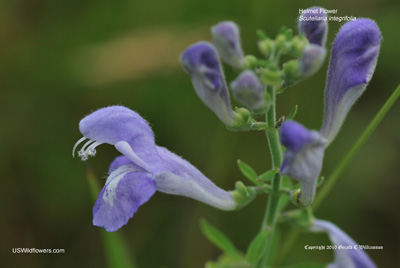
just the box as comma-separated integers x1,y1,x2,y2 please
258,39,274,57
259,66,283,86
227,107,253,131
288,35,309,57
243,55,258,69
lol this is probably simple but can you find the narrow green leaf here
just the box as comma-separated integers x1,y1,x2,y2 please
237,160,262,186
257,169,278,183
283,263,325,268
246,229,270,264
201,219,240,258
256,29,268,40
205,263,221,268
86,168,137,268
284,28,293,41
286,105,298,121
279,25,287,33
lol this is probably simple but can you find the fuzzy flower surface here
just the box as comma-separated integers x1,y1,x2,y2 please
321,19,381,145
280,19,381,206
231,70,267,111
180,42,235,126
299,7,328,77
211,21,245,69
299,6,328,47
73,106,237,232
280,121,326,206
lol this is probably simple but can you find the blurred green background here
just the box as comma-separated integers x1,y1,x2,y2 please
1,0,399,267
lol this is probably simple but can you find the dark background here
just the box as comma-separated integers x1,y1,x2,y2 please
1,0,399,267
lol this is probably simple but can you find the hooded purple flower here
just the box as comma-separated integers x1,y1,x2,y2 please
73,106,237,232
280,19,381,206
321,19,381,145
280,121,326,206
298,44,327,77
211,21,245,69
180,42,235,126
231,70,267,111
299,7,328,47
283,7,328,87
311,219,377,268
296,7,328,80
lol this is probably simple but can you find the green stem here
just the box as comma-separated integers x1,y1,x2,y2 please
275,84,400,266
251,185,292,195
256,85,283,268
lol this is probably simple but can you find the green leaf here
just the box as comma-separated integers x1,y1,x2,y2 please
256,29,268,40
86,168,137,268
205,262,222,268
237,160,262,186
201,219,240,258
246,229,270,264
279,25,287,34
205,253,247,268
283,28,293,41
257,169,278,183
286,105,298,121
283,263,325,268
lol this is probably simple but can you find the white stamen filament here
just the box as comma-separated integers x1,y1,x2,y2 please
86,141,103,156
72,137,87,157
80,139,96,153
72,137,104,161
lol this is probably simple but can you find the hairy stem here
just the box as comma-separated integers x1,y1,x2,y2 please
256,85,283,267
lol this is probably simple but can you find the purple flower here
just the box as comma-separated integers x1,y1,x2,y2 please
299,44,326,77
321,19,381,145
311,219,377,268
280,121,326,206
73,106,237,232
180,42,235,126
299,7,328,46
231,70,267,111
280,19,381,206
211,21,245,69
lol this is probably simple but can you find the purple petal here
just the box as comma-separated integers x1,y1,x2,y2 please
321,19,381,145
311,219,377,268
93,166,156,232
180,42,235,125
299,7,328,46
75,106,161,171
280,121,326,206
154,146,236,210
280,121,324,153
211,21,245,68
108,155,131,173
79,106,154,145
231,70,266,111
